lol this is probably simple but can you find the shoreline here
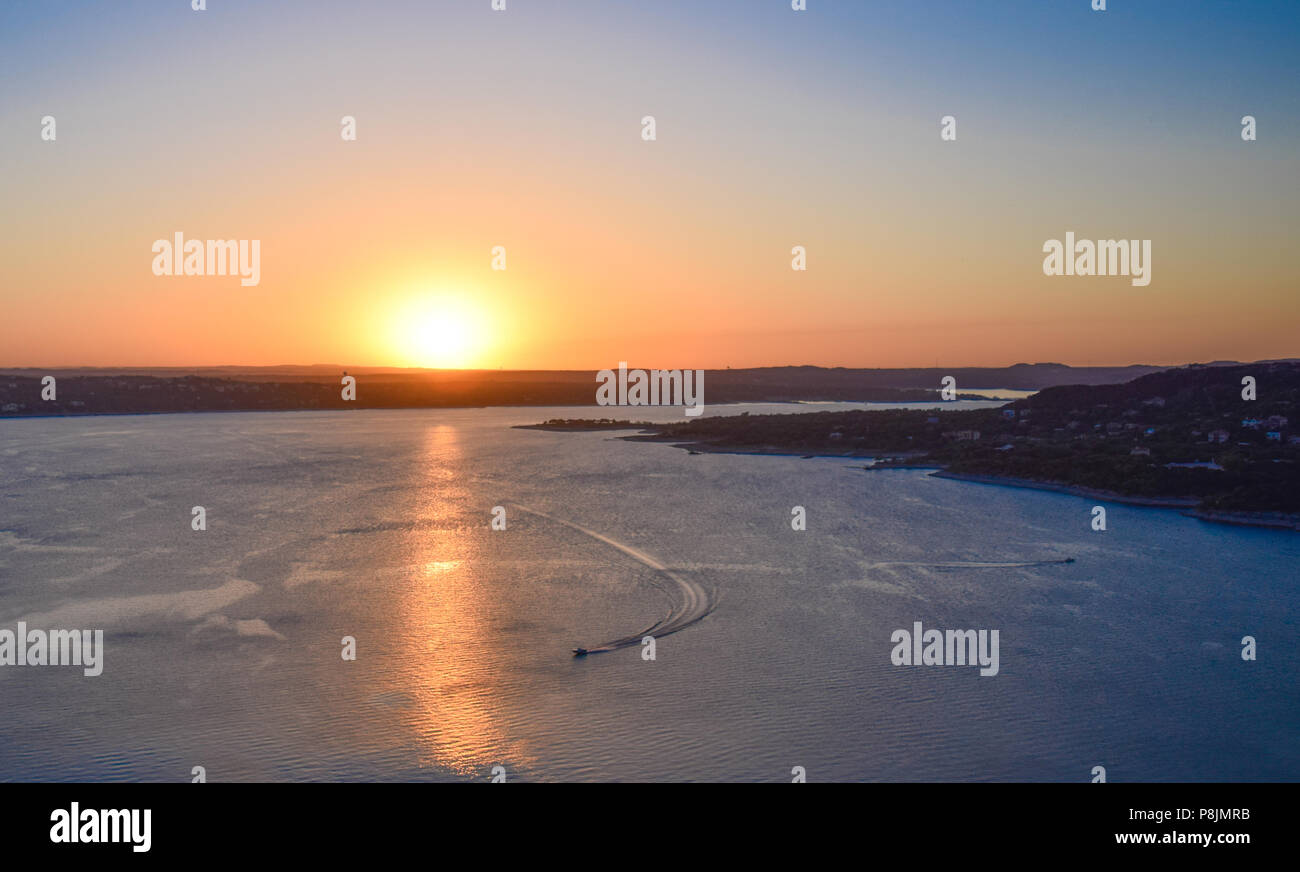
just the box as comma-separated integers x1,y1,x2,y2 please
622,436,889,459
11,408,1298,533
1181,509,1300,532
927,471,1200,508
5,399,934,424
620,438,1300,533
929,472,1300,532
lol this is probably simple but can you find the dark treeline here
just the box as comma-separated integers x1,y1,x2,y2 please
0,362,1179,416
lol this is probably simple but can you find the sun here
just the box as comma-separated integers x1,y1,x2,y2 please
395,295,489,368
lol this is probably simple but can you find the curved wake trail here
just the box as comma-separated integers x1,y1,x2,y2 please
509,503,714,654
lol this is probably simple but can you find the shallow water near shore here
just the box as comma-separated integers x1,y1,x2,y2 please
1,405,1297,782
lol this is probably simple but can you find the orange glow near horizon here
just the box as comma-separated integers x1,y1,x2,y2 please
1,2,1297,370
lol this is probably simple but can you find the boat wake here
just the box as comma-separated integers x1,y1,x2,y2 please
508,503,715,655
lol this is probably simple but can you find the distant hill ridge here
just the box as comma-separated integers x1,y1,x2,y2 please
1016,361,1300,416
0,360,1294,417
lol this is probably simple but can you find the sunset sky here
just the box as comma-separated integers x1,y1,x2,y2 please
1,0,1297,369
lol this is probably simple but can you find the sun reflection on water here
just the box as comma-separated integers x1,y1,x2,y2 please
391,424,533,775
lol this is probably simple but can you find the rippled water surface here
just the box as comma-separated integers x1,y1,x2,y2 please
1,405,1297,781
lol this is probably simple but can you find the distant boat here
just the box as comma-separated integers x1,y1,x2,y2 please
572,647,589,657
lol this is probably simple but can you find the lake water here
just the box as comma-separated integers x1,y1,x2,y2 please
1,404,1297,782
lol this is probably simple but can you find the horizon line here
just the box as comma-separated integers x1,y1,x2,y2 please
3,359,1297,373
